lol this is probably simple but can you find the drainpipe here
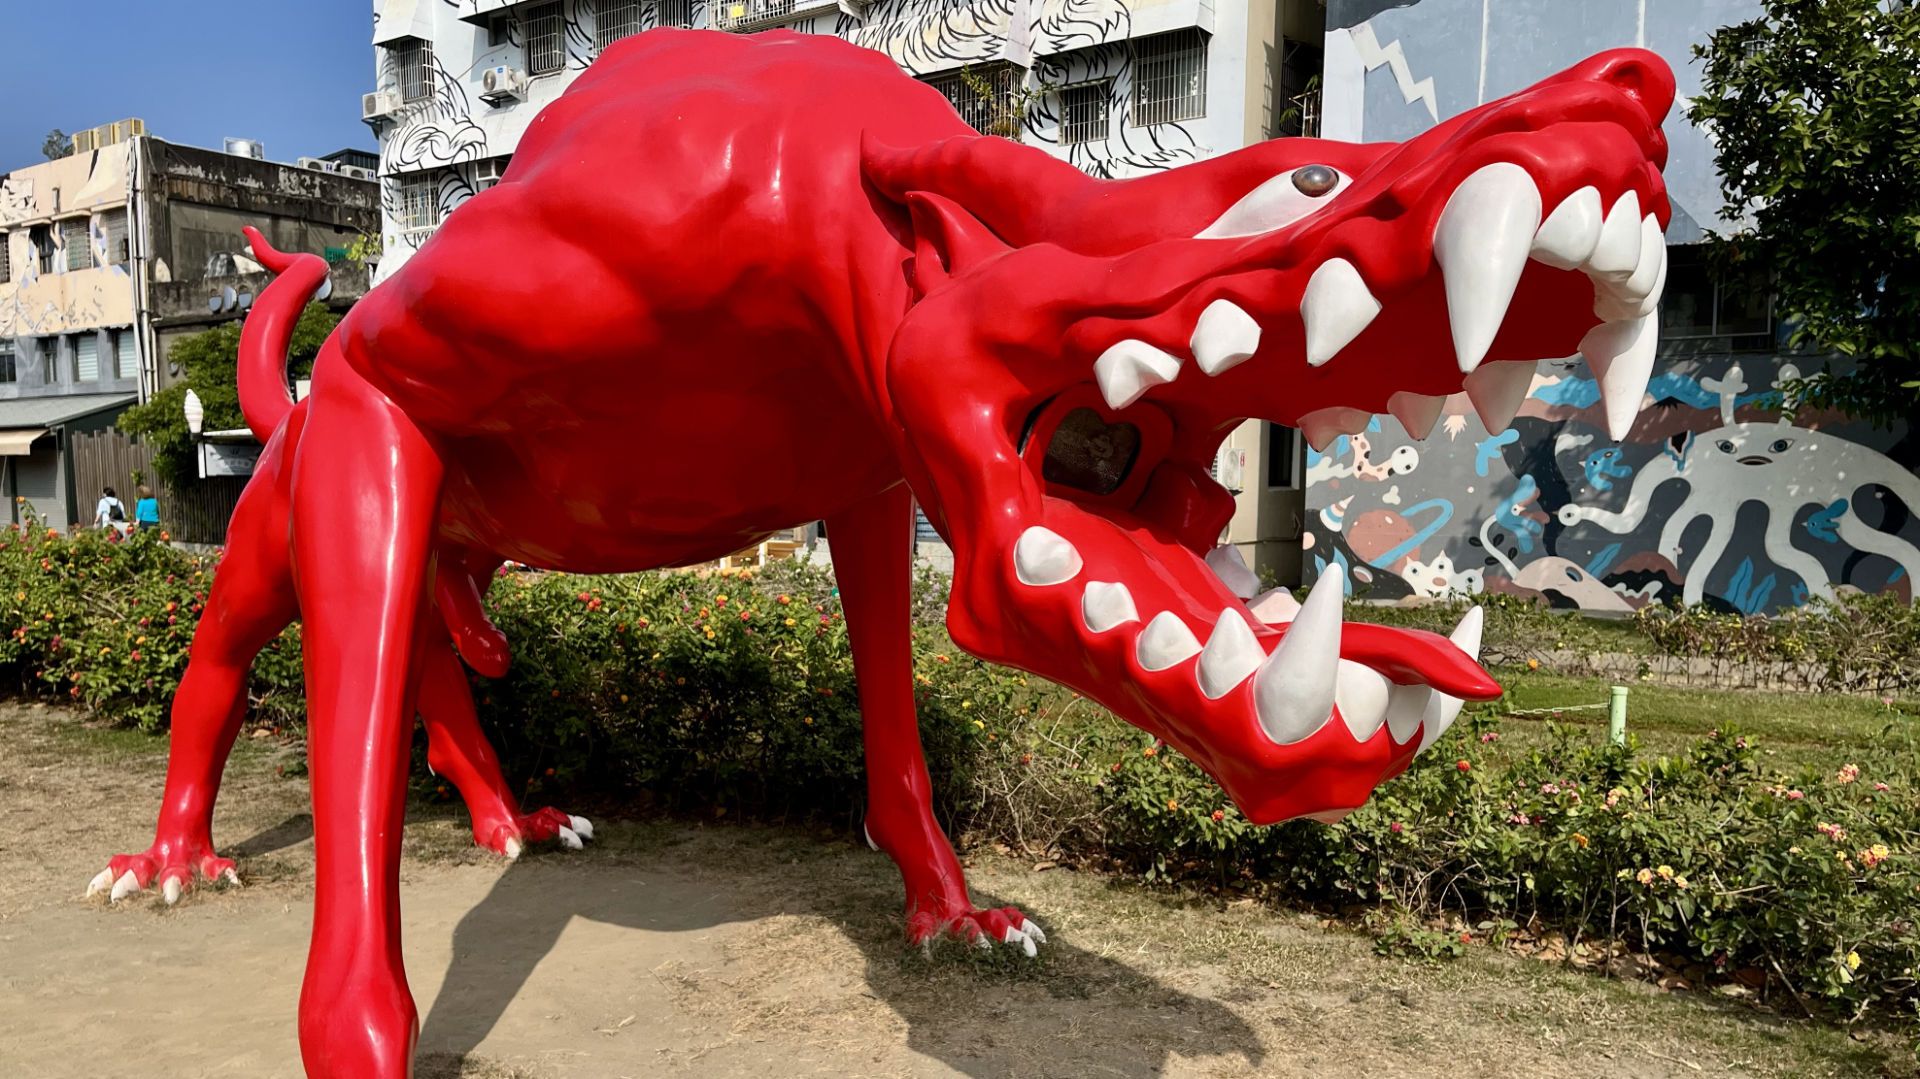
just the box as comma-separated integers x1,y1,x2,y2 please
126,136,157,403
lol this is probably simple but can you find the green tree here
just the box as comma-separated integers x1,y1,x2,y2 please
40,129,71,160
1688,0,1920,423
117,304,339,486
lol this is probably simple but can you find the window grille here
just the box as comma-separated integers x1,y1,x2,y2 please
0,233,9,283
714,0,792,32
62,219,93,272
596,0,644,49
924,63,1026,138
0,343,14,384
1060,82,1111,146
655,0,697,26
390,38,434,102
102,210,130,266
1131,30,1207,126
74,335,98,381
399,176,440,232
525,2,566,75
112,329,134,379
31,225,53,276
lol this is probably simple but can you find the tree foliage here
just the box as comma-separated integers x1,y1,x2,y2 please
40,129,70,161
1688,0,1920,422
117,304,338,487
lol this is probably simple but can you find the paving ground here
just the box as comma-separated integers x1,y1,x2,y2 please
0,702,1907,1078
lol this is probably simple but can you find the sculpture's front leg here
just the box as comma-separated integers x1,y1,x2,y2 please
827,484,1045,954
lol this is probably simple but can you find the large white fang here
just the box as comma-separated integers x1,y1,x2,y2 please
1529,186,1603,269
1081,581,1139,633
1252,563,1344,745
1197,610,1264,699
1299,406,1372,452
1462,360,1537,432
1580,313,1659,441
1204,544,1260,599
1433,162,1543,373
1585,190,1643,279
1092,339,1182,410
1013,526,1082,586
1191,300,1262,376
1137,611,1202,671
1416,606,1484,754
1383,684,1434,744
1597,241,1667,322
1334,659,1392,740
1384,391,1447,441
1249,586,1301,624
1301,258,1382,367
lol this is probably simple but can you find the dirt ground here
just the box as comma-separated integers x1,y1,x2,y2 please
0,702,1906,1078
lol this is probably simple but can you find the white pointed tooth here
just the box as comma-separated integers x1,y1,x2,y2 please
1611,215,1666,305
1299,406,1371,452
1585,190,1643,279
1249,586,1301,624
1013,526,1082,586
1434,162,1543,373
1385,391,1447,440
1415,606,1484,753
1462,360,1537,432
1197,609,1265,699
1301,258,1382,367
1384,684,1433,744
109,870,141,902
1204,544,1260,599
87,867,115,897
1093,339,1182,409
162,877,183,905
1137,611,1202,671
1334,659,1392,740
1451,604,1484,658
1579,313,1658,440
569,815,594,841
1252,564,1344,744
1529,185,1603,269
1081,580,1140,633
1595,241,1668,321
1191,300,1261,375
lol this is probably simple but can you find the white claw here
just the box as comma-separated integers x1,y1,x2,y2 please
503,837,524,860
162,877,183,906
1585,190,1644,279
221,867,241,887
1019,919,1047,945
568,815,594,841
1203,545,1260,600
87,867,114,898
1013,526,1082,587
1580,313,1659,441
1433,162,1543,373
1093,339,1182,410
1191,299,1262,375
1385,391,1447,440
974,931,994,950
1529,185,1603,269
1252,563,1345,745
1462,360,1537,432
1249,586,1301,625
864,824,880,852
1301,258,1382,367
558,826,584,851
1136,612,1202,672
1196,609,1265,699
1002,926,1038,957
1081,580,1140,633
109,870,141,903
1334,659,1392,741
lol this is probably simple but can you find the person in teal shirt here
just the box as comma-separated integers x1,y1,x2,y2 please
133,484,161,532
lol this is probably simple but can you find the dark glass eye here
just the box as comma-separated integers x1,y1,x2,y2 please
1769,438,1794,453
1042,408,1141,496
1716,440,1736,454
1291,165,1339,197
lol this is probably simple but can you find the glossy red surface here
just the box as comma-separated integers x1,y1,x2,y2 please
106,31,1671,1075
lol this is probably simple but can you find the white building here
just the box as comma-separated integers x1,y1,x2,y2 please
365,0,1326,579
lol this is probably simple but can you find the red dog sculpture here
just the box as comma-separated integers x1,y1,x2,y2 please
95,30,1672,1075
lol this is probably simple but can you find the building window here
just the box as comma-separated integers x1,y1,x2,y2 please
1132,29,1207,126
1060,82,1111,146
0,232,10,283
74,335,99,382
656,0,697,27
1659,245,1774,352
473,156,511,192
0,342,14,384
111,329,134,379
398,175,440,232
390,38,434,102
525,2,566,76
38,339,55,384
596,0,644,49
30,225,54,276
1265,423,1300,489
62,219,93,272
101,209,130,266
924,63,1027,138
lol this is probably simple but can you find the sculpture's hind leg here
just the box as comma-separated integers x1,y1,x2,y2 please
291,360,441,1077
827,484,1044,954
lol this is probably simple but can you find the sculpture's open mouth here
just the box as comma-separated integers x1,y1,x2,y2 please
881,50,1674,824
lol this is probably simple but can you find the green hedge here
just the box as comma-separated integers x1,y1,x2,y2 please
1,516,1915,1032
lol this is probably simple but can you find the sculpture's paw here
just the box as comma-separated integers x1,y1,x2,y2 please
910,905,1047,958
86,844,239,905
480,808,594,859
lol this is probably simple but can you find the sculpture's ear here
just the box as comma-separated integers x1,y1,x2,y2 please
903,191,1012,298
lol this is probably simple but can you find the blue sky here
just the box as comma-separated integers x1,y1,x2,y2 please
2,2,378,172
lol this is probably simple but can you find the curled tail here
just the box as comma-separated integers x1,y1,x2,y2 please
237,227,331,443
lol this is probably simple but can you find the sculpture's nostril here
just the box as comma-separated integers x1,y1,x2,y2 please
1577,48,1677,126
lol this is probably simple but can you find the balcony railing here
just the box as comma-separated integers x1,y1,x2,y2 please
712,0,794,32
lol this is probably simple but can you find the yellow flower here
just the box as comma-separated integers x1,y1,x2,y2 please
1655,864,1674,880
972,719,985,730
1674,876,1689,890
1635,868,1654,886
961,700,972,709
784,617,796,627
1846,951,1861,971
1166,799,1178,812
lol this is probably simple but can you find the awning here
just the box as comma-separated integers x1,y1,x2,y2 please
454,0,532,24
373,0,436,44
0,429,46,456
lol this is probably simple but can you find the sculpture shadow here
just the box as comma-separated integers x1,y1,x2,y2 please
228,812,315,859
414,827,1264,1077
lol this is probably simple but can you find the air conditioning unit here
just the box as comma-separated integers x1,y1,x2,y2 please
479,66,527,105
296,156,327,171
340,164,377,181
362,90,403,123
473,157,510,190
71,128,99,155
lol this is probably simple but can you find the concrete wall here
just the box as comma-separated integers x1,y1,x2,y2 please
1309,0,1918,613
